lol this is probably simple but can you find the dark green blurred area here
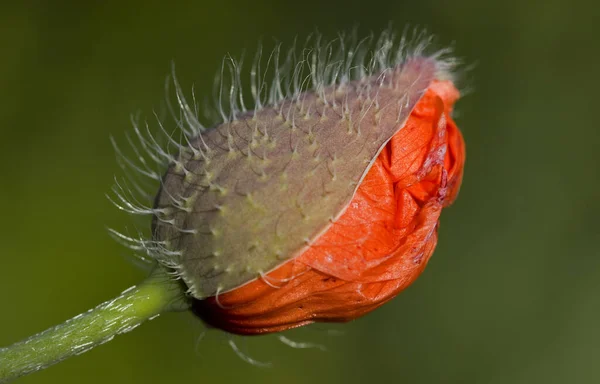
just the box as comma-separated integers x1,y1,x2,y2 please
1,1,599,383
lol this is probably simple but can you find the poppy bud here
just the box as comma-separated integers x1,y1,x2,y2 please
142,33,464,335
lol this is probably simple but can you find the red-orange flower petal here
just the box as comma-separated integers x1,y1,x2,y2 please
192,79,465,335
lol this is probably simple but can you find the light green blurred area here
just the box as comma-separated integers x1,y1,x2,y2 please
1,1,599,383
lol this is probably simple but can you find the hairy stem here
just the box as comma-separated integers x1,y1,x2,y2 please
0,267,190,383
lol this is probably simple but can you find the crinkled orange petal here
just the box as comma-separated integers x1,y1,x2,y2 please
192,80,465,335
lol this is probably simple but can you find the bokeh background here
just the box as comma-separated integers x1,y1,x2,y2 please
1,0,599,383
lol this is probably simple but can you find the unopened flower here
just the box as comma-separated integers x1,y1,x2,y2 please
112,30,465,336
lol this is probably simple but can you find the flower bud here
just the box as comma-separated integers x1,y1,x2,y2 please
115,32,465,335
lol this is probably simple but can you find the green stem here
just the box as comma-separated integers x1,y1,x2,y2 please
0,267,190,383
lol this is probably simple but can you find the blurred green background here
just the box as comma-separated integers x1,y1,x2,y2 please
1,0,599,383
